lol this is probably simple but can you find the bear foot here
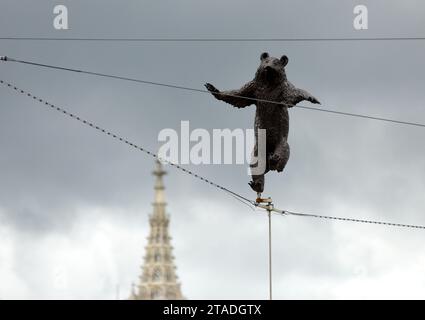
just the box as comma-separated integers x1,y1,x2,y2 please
276,157,287,172
249,180,264,193
269,153,281,171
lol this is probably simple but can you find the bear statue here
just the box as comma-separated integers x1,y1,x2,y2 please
205,52,320,194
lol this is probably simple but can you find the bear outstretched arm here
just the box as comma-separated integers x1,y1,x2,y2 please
288,87,321,107
205,81,256,109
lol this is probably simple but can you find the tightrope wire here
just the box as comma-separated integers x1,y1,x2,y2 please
273,207,425,230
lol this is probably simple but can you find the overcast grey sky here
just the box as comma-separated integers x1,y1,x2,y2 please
1,0,425,299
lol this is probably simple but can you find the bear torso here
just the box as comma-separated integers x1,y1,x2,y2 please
254,81,293,146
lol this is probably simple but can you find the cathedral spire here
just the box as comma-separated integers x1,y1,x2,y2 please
130,160,184,300
153,160,166,207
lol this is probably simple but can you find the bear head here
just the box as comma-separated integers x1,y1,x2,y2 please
255,52,288,84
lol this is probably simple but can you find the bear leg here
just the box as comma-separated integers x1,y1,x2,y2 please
269,140,290,172
276,142,290,172
249,142,268,193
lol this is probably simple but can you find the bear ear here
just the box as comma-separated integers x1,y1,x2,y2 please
260,52,269,61
280,55,289,66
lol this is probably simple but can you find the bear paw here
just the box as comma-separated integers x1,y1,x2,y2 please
269,153,281,171
249,180,264,193
308,96,321,105
276,160,286,172
205,83,220,94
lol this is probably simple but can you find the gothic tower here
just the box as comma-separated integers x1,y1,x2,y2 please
130,160,184,300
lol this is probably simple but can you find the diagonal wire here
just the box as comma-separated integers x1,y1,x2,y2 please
2,78,425,230
0,79,256,207
271,207,425,230
1,56,425,129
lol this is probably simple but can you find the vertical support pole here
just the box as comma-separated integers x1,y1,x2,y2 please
268,208,272,300
257,195,273,300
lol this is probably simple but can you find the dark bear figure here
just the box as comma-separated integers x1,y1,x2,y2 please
205,52,320,194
